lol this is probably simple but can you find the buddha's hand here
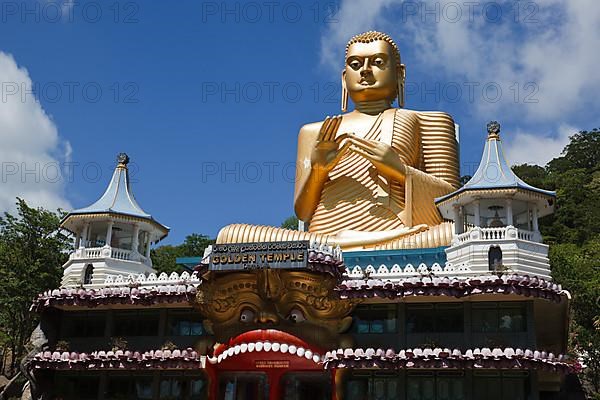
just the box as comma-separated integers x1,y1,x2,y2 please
347,136,406,181
311,115,352,173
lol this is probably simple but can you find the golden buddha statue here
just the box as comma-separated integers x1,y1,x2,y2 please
217,31,459,250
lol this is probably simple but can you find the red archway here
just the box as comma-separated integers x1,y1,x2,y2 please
205,329,335,400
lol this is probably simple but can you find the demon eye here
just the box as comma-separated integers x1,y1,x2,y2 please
288,308,306,323
240,308,256,323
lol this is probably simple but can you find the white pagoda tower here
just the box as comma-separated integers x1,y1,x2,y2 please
60,153,169,287
436,121,556,279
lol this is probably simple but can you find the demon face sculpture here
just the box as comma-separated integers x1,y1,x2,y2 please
195,269,357,349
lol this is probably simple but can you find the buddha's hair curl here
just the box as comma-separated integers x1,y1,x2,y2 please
345,31,402,70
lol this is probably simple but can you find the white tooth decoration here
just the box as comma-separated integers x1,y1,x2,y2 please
280,344,289,353
227,348,234,356
272,343,280,352
289,345,297,354
264,342,272,352
248,343,256,352
222,352,228,360
241,344,248,353
313,355,320,363
234,345,241,355
297,347,305,357
305,350,313,359
255,342,264,352
217,354,223,363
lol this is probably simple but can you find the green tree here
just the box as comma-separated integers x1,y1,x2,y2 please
280,216,299,230
151,234,213,274
513,129,600,395
511,164,550,190
545,129,600,245
0,198,70,376
550,240,600,395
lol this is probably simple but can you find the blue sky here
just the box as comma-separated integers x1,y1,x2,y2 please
1,0,599,245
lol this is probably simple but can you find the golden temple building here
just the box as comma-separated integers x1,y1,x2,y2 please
23,32,579,400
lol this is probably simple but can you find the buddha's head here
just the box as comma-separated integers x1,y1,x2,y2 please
343,31,405,108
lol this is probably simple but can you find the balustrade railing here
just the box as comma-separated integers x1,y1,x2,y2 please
83,247,103,258
517,229,534,241
111,248,132,261
480,226,507,240
455,226,540,243
72,245,150,265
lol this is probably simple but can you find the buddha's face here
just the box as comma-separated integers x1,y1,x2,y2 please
344,40,399,103
195,270,355,349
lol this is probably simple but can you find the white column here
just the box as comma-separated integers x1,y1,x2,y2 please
145,234,151,258
453,205,461,234
74,229,81,248
105,221,114,247
132,224,140,253
473,200,481,227
80,223,89,248
506,198,513,226
532,205,539,232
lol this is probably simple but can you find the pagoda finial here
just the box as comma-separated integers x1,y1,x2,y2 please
487,121,501,140
117,152,130,168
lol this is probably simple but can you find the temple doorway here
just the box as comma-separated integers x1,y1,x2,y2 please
216,371,331,400
218,372,268,400
282,372,332,400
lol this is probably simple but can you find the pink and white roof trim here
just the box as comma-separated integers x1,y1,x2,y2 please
30,348,205,370
30,284,199,312
32,273,567,312
323,347,578,374
337,274,568,303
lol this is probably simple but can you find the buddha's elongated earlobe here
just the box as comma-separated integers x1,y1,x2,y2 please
398,64,406,108
341,70,348,112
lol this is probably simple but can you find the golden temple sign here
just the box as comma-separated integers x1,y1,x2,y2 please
209,241,308,271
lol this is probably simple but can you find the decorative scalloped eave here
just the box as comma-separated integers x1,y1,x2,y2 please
30,348,205,370
323,347,578,374
336,274,566,302
30,284,199,312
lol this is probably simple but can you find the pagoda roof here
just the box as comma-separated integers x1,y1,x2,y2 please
61,153,168,237
436,121,555,205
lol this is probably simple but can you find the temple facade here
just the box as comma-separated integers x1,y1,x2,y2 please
25,122,577,400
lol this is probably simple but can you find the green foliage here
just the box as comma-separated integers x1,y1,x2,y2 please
0,198,71,375
150,234,213,274
511,164,549,190
459,175,472,187
513,129,600,246
280,215,299,230
514,129,600,396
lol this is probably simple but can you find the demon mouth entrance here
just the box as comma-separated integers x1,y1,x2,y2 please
206,329,334,400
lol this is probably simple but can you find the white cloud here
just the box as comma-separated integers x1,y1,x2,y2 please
0,52,71,214
503,124,577,167
320,0,600,163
